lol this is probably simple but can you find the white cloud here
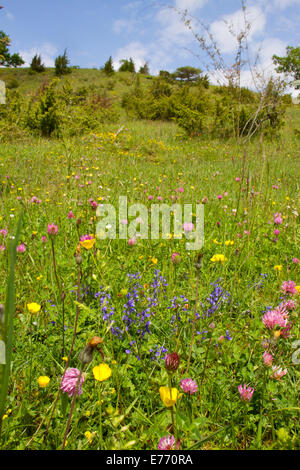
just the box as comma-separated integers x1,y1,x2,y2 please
207,36,289,91
113,41,148,71
156,7,193,46
210,6,266,54
175,0,208,12
273,0,300,9
19,43,58,67
113,18,136,34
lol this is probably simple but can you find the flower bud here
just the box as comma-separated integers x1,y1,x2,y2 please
165,352,180,372
78,345,94,365
74,252,83,265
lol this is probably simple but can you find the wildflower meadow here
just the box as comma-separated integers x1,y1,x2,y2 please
0,2,299,453
0,115,299,451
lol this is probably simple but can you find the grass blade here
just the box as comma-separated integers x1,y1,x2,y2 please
0,212,23,440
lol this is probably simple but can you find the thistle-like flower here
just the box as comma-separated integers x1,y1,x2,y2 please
164,352,180,372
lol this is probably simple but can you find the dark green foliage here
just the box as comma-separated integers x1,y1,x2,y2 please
55,49,71,76
159,70,174,82
139,63,150,75
30,54,45,73
6,77,19,89
119,57,135,73
120,73,287,139
26,79,60,136
174,66,202,82
104,56,114,76
0,30,24,67
1,77,119,138
273,46,300,83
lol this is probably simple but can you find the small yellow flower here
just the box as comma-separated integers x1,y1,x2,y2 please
37,376,50,388
93,363,112,382
111,360,117,365
84,431,92,441
106,406,114,415
274,265,283,272
295,286,300,294
80,238,96,250
159,386,181,407
151,257,158,265
62,356,68,362
210,254,227,263
27,302,41,314
225,240,234,246
277,428,289,442
85,410,91,417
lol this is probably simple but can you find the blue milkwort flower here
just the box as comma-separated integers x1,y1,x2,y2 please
200,279,231,318
150,345,168,362
197,329,208,341
225,330,232,341
95,289,115,322
248,273,268,290
168,295,189,324
121,270,168,340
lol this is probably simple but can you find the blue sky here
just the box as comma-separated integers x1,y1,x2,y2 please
1,0,299,88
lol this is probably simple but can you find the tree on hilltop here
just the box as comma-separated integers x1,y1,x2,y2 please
55,49,71,76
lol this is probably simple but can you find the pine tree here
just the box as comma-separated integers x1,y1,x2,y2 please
104,56,114,76
55,49,71,76
30,54,45,73
139,62,150,75
119,57,136,73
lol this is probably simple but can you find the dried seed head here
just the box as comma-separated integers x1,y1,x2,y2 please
88,336,103,349
78,337,104,365
78,345,93,365
195,252,203,270
74,250,83,265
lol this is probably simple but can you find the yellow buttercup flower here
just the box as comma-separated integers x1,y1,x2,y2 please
225,240,234,246
295,286,300,293
84,431,96,442
93,363,112,382
274,265,283,272
27,302,41,314
159,386,181,407
210,254,227,263
37,376,50,388
80,238,95,250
